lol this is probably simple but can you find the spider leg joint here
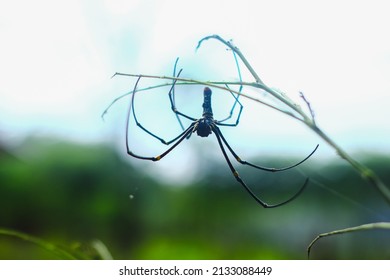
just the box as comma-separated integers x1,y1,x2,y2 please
154,156,161,161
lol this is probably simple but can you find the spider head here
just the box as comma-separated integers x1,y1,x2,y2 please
195,118,212,137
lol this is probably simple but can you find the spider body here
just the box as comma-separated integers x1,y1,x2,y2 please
124,75,318,208
194,87,214,137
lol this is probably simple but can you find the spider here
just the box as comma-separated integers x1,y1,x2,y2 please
119,67,319,208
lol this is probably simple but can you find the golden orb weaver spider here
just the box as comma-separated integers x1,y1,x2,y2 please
109,60,318,208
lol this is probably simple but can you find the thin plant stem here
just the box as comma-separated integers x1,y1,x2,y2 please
307,222,390,259
108,73,301,121
0,228,78,260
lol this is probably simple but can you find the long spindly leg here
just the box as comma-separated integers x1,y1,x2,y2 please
216,50,244,125
214,126,319,172
170,59,197,132
129,76,192,145
212,126,308,208
168,59,198,123
216,84,243,127
126,117,195,161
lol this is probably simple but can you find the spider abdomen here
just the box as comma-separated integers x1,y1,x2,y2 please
195,118,213,137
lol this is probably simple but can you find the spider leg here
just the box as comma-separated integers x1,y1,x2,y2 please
216,84,243,126
214,126,319,172
170,59,197,132
168,61,197,123
216,50,243,125
126,120,195,161
129,76,192,145
212,125,308,208
168,84,198,122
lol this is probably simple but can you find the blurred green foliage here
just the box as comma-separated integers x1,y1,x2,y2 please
0,138,389,259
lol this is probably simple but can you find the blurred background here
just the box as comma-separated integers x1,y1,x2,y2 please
1,0,390,259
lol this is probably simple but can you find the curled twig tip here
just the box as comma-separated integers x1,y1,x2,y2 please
101,112,107,121
110,72,118,79
196,34,220,50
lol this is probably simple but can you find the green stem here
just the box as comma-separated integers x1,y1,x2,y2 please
307,222,390,258
110,73,302,121
310,124,390,203
0,228,77,260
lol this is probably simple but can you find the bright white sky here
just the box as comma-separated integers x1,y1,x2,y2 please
1,0,389,181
